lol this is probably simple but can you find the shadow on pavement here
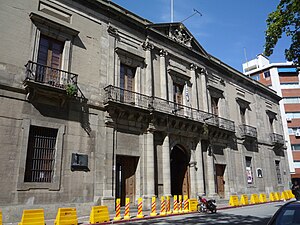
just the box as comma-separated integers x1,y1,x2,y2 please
120,213,272,225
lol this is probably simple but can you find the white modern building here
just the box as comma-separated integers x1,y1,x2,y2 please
243,54,300,182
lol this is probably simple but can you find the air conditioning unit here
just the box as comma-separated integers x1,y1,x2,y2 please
286,118,292,122
295,130,300,137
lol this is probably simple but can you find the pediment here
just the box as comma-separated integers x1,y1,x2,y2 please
148,22,208,56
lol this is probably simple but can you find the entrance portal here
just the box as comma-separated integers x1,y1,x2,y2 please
170,145,190,196
116,155,139,206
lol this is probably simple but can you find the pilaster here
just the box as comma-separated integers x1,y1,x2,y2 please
160,49,168,100
162,134,171,196
142,39,154,96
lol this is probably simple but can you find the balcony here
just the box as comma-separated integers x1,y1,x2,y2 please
270,133,285,146
104,85,235,133
239,124,257,139
24,61,84,99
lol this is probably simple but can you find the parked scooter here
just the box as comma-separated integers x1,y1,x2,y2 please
197,196,217,213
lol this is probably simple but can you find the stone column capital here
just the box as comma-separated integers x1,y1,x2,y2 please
107,25,119,39
147,123,156,133
142,40,154,51
199,67,207,75
190,63,198,71
159,49,168,57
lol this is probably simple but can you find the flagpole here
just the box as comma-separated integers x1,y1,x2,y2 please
171,0,174,22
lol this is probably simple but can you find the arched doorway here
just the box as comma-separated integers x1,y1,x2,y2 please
170,145,190,196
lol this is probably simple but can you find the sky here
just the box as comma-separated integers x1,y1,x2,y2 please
111,0,290,72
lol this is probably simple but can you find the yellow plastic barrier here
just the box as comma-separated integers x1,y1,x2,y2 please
136,197,144,218
54,208,78,225
183,195,189,213
250,194,259,204
0,210,3,225
89,206,110,224
166,196,172,215
229,195,240,207
286,190,295,199
150,196,157,216
269,192,277,201
281,191,289,201
173,195,178,214
188,199,198,212
240,194,249,205
160,196,166,216
124,198,131,220
259,193,268,203
178,195,183,213
275,192,280,201
18,209,45,225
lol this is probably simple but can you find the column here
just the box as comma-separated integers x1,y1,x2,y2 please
107,25,119,85
206,146,216,197
195,142,205,195
190,64,198,109
162,134,171,196
200,69,208,112
189,150,197,197
143,39,154,96
144,124,155,200
96,115,115,206
160,49,168,99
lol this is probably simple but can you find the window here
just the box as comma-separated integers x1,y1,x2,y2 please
250,74,260,81
17,119,65,190
280,83,299,88
120,63,136,91
37,35,64,69
294,161,300,168
35,35,64,85
120,63,136,102
240,107,246,124
211,97,219,116
269,117,274,133
286,112,300,119
283,97,300,104
275,160,282,184
292,144,300,151
173,83,183,105
24,126,58,183
263,71,270,78
245,156,253,184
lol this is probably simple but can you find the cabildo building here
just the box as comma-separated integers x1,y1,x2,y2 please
0,0,290,221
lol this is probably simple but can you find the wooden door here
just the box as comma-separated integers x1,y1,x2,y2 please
216,164,226,198
124,158,136,204
116,155,138,206
182,167,190,197
37,35,63,84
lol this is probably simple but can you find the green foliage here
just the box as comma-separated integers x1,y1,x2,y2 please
264,0,299,65
66,84,78,96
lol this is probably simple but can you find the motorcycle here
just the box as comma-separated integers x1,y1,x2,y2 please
197,196,217,213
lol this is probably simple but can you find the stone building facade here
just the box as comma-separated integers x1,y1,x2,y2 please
0,0,290,222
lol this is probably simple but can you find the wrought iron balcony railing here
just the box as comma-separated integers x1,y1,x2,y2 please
25,60,78,91
239,124,257,138
104,85,235,132
270,133,284,145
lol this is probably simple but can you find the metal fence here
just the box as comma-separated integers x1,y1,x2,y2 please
25,61,78,89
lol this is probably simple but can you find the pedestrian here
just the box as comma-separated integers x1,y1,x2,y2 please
292,180,300,200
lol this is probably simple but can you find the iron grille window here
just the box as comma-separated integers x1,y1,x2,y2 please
24,126,58,183
275,160,282,184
